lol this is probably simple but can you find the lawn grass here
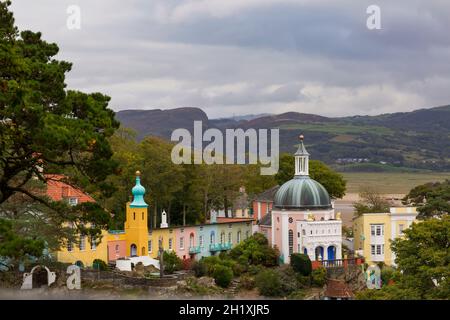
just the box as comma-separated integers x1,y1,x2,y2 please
341,172,450,194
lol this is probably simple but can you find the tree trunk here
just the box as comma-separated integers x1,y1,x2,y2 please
153,201,157,228
183,204,186,226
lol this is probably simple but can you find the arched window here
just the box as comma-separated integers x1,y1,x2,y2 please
115,244,120,254
189,233,194,247
148,240,152,253
142,212,144,220
220,232,225,244
210,232,215,244
237,231,241,243
288,230,293,255
133,212,136,220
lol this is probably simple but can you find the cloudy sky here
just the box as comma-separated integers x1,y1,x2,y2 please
9,0,450,118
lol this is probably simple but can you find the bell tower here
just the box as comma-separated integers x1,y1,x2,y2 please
294,135,309,176
125,171,149,257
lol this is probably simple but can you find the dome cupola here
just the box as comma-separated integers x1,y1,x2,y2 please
274,135,332,210
130,171,148,208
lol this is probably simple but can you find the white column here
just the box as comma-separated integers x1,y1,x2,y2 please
323,245,328,260
281,214,289,263
257,202,261,220
337,244,342,260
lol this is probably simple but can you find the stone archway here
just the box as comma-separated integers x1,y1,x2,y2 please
32,266,49,289
21,265,56,290
315,246,324,261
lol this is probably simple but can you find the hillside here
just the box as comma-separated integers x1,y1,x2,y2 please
115,105,450,171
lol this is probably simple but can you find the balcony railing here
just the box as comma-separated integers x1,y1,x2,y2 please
189,246,201,254
209,242,232,252
312,258,364,270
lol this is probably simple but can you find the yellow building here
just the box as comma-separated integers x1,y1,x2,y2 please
56,230,109,267
353,207,418,266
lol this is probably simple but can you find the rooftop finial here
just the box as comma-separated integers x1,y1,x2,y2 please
299,134,304,141
136,170,141,177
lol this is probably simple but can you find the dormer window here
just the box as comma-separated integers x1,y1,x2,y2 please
68,197,78,206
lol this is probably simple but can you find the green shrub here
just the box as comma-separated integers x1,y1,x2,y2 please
229,233,279,267
296,274,311,287
163,251,183,274
213,265,234,288
290,253,312,276
381,266,396,286
255,268,283,296
191,260,207,278
311,267,327,287
92,259,107,271
247,264,264,275
255,266,299,297
238,274,255,290
288,289,306,300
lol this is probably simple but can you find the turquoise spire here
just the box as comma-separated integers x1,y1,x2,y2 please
130,171,148,208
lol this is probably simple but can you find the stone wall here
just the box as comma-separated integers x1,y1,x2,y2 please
81,270,179,287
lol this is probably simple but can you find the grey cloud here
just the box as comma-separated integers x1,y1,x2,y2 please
9,0,450,118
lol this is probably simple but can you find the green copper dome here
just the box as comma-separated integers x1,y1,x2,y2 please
130,171,148,208
274,176,332,210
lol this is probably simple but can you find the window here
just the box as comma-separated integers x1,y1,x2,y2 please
371,245,376,255
67,242,73,252
133,212,136,220
179,237,184,250
169,238,173,250
115,245,119,254
210,232,215,244
289,217,293,223
399,224,405,234
199,235,204,248
371,224,384,236
68,197,78,206
376,245,382,255
228,232,232,244
246,231,250,239
79,235,86,251
220,232,225,244
148,240,152,253
142,212,144,220
288,230,293,255
237,231,241,244
90,237,96,250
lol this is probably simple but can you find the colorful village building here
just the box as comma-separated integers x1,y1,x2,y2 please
353,207,418,266
53,172,253,268
257,135,343,264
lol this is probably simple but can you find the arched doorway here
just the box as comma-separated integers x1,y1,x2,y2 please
315,246,324,261
130,244,137,256
303,248,308,255
327,245,336,261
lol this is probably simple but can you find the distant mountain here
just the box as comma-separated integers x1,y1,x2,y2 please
116,108,208,141
115,105,450,171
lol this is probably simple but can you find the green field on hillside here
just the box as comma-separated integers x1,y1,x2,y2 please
341,172,450,194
